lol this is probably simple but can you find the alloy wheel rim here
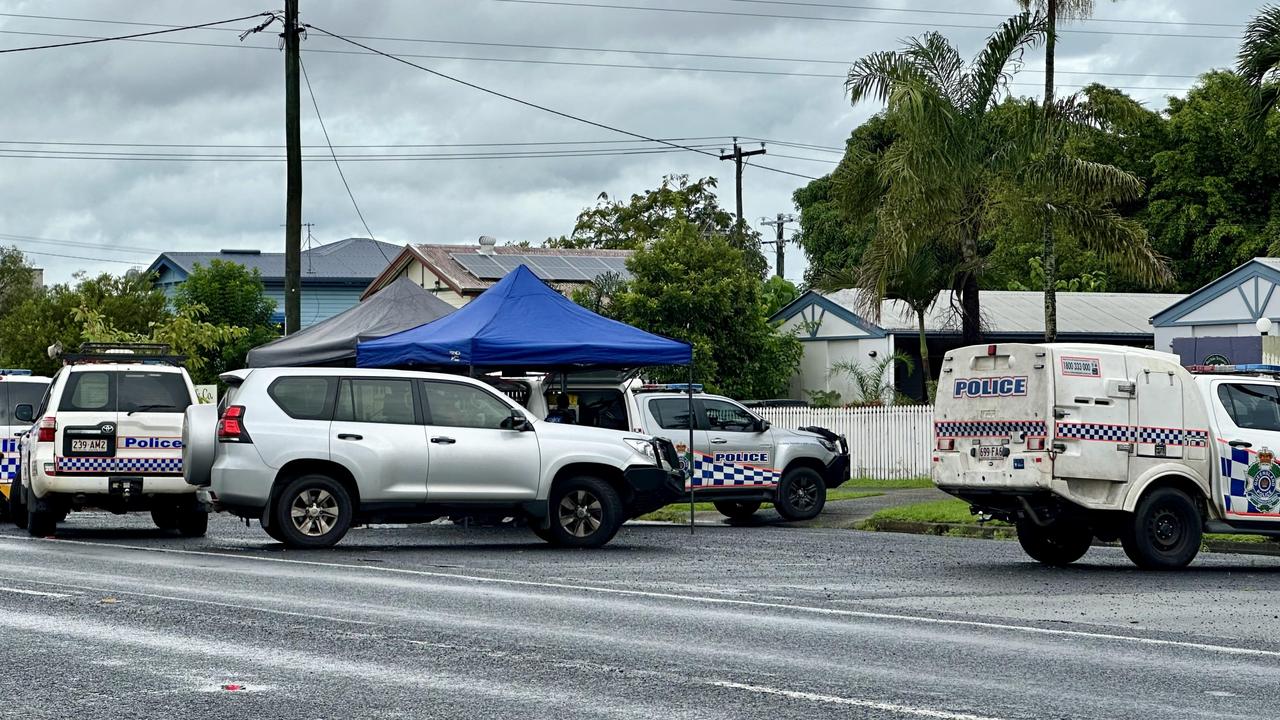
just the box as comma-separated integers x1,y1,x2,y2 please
290,488,340,537
558,489,603,538
789,477,818,510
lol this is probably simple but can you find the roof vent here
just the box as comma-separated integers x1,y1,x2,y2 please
220,249,262,255
477,235,497,255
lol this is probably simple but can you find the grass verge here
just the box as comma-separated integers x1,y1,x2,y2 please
841,476,933,490
637,489,881,523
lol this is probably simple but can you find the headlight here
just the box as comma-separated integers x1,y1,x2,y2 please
623,438,658,465
818,438,837,453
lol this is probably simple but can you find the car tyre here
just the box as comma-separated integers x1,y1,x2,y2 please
27,499,56,538
1121,487,1202,570
10,481,27,530
541,476,622,548
263,521,287,543
176,509,209,538
1015,519,1092,567
151,506,180,531
272,474,354,549
774,467,826,521
713,500,762,520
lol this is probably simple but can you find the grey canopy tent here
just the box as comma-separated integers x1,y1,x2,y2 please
246,277,455,367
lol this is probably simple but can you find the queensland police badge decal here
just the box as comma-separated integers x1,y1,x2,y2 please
1246,447,1280,513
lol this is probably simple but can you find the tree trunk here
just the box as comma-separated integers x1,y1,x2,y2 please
1042,0,1058,342
960,271,981,345
917,309,933,403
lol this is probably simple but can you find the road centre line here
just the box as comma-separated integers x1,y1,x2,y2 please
12,535,1280,660
708,681,1004,720
0,586,72,598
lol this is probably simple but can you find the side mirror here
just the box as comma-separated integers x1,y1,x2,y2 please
505,409,532,431
14,404,33,423
755,419,770,432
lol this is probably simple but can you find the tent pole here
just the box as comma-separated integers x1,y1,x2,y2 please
688,363,695,535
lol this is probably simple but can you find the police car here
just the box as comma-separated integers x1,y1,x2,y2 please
505,375,849,521
935,342,1280,569
8,343,205,537
0,370,52,518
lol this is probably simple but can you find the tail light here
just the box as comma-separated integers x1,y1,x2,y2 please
36,416,56,443
1027,437,1046,451
217,405,251,443
936,437,955,451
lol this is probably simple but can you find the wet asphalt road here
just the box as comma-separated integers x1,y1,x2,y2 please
0,514,1278,719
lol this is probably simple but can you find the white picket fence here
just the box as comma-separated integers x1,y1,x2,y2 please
757,405,935,480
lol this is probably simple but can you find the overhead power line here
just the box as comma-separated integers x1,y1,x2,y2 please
0,145,739,162
0,136,751,149
484,0,1244,41
0,12,272,54
0,231,163,256
301,23,819,181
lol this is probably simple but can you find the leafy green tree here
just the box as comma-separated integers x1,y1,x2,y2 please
0,247,40,316
172,260,278,382
1238,5,1280,128
75,303,247,382
830,352,915,406
612,220,801,399
840,13,1168,343
551,174,768,277
760,276,800,317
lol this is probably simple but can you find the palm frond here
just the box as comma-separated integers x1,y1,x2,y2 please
1021,152,1144,204
847,50,924,106
1038,200,1173,287
968,12,1046,113
902,33,966,106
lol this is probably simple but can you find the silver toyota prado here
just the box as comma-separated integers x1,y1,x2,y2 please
183,367,684,548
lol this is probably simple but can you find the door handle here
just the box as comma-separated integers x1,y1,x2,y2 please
1229,440,1253,449
337,433,363,441
431,436,456,445
710,438,728,444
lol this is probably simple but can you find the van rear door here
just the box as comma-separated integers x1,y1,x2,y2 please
1051,349,1133,483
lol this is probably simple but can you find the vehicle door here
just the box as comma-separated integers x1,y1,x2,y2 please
5,381,46,485
420,380,540,501
1210,380,1280,522
1052,350,1133,483
54,370,120,475
330,377,429,502
116,370,191,476
640,396,707,489
696,398,779,489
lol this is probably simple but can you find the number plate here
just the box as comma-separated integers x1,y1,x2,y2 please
70,438,108,453
976,445,1005,460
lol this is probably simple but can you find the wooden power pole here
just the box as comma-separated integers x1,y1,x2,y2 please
760,213,796,280
283,0,303,334
719,138,765,238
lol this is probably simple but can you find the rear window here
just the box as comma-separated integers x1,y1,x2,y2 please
58,371,191,413
269,376,337,420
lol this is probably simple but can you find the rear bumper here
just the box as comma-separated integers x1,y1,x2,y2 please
31,473,195,498
624,466,685,516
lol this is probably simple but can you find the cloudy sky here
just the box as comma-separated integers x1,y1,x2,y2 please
0,0,1262,284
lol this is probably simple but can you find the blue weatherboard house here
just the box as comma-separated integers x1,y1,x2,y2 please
146,237,401,327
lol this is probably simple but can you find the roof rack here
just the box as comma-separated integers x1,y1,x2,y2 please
61,342,187,367
0,369,32,376
1186,363,1280,377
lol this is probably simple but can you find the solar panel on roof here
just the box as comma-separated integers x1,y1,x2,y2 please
451,251,632,282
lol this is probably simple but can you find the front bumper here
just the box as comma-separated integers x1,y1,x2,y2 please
623,466,685,516
824,453,850,488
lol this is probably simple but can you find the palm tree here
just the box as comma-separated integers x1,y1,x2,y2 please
1238,5,1280,128
1017,0,1101,342
839,13,1169,344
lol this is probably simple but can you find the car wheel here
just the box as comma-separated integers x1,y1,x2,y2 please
774,468,826,521
529,522,554,542
542,476,622,548
1015,519,1092,567
1121,487,1202,570
713,500,762,520
263,521,287,543
272,474,354,549
10,482,27,530
151,506,180,531
27,499,57,538
177,509,209,538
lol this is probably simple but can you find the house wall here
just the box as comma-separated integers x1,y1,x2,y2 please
392,260,472,308
262,283,366,328
777,310,893,403
1153,262,1280,353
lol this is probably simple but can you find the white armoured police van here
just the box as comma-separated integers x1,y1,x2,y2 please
934,342,1280,569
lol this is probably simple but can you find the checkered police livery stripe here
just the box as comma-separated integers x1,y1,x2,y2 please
687,453,779,489
1137,427,1183,445
1218,441,1280,518
1056,423,1210,446
1185,430,1209,447
54,456,182,474
1056,422,1134,442
934,420,1048,438
0,438,17,482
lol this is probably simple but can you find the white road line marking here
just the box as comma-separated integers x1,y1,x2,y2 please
0,586,71,598
9,535,1280,660
708,681,1006,720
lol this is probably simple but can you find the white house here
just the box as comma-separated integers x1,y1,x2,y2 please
1151,258,1280,363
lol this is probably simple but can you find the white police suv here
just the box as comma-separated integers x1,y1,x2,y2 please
8,344,204,537
0,370,51,518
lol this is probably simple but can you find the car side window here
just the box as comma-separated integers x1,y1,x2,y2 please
335,378,417,425
421,381,512,430
1217,383,1280,431
60,371,114,412
702,399,758,433
268,376,338,420
648,398,693,430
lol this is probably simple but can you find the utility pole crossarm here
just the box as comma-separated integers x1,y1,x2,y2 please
760,213,796,280
719,138,766,238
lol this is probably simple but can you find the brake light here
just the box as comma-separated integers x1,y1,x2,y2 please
1027,437,1046,451
987,344,997,356
36,416,56,443
936,437,955,451
217,405,251,443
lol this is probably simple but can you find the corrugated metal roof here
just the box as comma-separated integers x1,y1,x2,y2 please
153,238,400,282
824,289,1187,336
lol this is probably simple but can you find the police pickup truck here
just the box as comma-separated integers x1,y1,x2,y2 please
934,342,1280,569
508,376,850,521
